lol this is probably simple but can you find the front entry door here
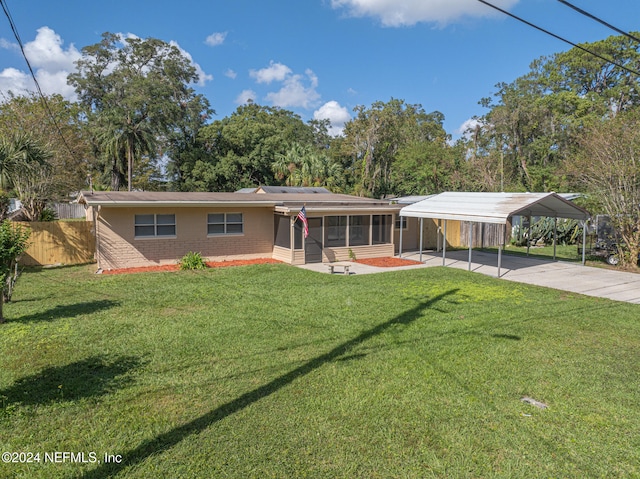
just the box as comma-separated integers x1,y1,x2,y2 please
305,218,323,263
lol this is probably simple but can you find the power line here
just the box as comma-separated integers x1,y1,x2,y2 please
476,0,640,77
557,0,640,44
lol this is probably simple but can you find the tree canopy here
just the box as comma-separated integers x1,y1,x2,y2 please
68,32,212,191
1,29,640,266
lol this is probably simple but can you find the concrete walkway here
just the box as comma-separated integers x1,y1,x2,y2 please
297,250,640,305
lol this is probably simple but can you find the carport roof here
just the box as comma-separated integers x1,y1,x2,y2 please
399,192,590,224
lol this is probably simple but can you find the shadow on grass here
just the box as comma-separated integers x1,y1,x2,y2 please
491,333,521,341
0,355,141,406
10,299,119,323
81,289,458,479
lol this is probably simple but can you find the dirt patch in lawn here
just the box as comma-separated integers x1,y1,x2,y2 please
102,258,281,275
355,257,422,268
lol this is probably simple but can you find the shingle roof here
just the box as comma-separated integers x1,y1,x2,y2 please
257,186,332,194
78,191,399,213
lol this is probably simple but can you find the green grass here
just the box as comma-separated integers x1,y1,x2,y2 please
482,244,583,262
481,244,617,268
1,264,639,478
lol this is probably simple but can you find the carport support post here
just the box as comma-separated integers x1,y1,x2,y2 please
582,219,587,265
468,221,473,271
442,220,447,266
290,215,295,264
419,218,424,262
553,217,558,260
497,223,505,278
398,215,403,258
526,215,532,257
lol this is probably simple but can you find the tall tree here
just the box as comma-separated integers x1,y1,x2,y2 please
473,32,640,192
341,98,449,197
187,103,316,191
567,110,640,269
0,133,53,221
0,92,91,197
272,142,344,190
68,33,212,190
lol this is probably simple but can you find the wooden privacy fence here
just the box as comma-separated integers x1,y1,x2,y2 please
16,221,95,266
459,221,510,248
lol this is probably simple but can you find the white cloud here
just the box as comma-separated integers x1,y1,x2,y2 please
0,27,80,99
314,100,352,136
250,61,292,84
264,68,320,109
224,68,237,79
36,69,78,99
205,32,227,47
249,62,321,110
24,26,81,71
330,0,519,27
0,38,18,51
0,28,214,100
0,67,31,96
456,117,484,139
235,89,257,105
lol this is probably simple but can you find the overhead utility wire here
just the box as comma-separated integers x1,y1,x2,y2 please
557,0,640,44
0,0,79,162
476,0,640,77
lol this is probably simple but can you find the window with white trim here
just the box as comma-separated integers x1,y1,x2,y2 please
135,214,176,238
208,213,244,235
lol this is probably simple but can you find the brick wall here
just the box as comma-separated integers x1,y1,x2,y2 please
96,206,275,270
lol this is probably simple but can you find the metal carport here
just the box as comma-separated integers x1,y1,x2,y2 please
398,192,591,277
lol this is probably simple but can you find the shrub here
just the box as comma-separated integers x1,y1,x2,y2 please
179,251,207,270
512,218,582,246
0,220,31,321
38,207,57,222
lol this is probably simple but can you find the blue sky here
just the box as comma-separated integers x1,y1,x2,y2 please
0,0,638,138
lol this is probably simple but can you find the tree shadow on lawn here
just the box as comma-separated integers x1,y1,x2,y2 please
10,299,119,323
0,355,141,407
81,289,459,479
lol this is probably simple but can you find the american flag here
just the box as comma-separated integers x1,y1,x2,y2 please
296,206,309,238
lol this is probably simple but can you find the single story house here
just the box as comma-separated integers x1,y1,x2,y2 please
78,190,402,271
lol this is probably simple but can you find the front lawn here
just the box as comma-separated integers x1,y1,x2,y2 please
0,264,639,478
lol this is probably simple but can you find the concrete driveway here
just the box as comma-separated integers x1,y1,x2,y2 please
298,250,640,305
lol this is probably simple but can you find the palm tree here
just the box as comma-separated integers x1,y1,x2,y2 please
272,142,309,186
98,113,157,191
5,133,53,221
0,138,17,191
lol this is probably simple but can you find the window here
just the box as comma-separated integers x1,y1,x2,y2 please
349,215,370,246
274,215,290,248
373,215,392,244
208,213,243,235
395,216,407,230
135,214,176,238
325,215,347,247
